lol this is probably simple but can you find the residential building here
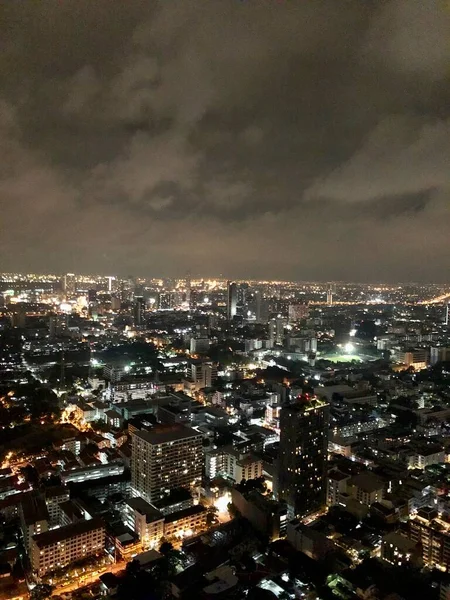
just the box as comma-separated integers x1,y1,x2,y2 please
327,470,350,506
275,397,329,517
287,519,334,560
381,532,421,567
44,486,70,528
162,505,207,539
231,488,287,540
30,518,105,577
409,507,450,569
123,498,164,548
348,472,384,506
20,493,49,552
131,424,203,503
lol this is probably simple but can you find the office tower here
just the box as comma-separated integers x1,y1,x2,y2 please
326,283,336,306
185,274,191,308
227,280,237,320
288,302,309,323
62,273,76,298
133,296,145,328
120,276,135,302
276,397,329,518
445,303,449,326
236,283,248,317
48,315,58,338
326,284,333,306
158,292,173,310
107,276,116,293
253,290,269,323
131,424,203,504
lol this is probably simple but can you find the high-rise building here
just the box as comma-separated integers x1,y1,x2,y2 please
227,281,237,320
107,276,116,293
62,273,76,298
326,283,335,306
409,507,450,569
269,316,285,346
254,290,269,323
131,424,203,504
20,492,49,551
158,292,174,310
185,275,191,308
133,296,145,328
276,397,329,518
288,302,309,323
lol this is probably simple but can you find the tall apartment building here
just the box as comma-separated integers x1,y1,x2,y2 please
227,281,237,320
288,302,309,323
131,424,203,503
44,486,70,527
30,518,105,577
275,397,329,518
409,507,450,569
20,492,49,551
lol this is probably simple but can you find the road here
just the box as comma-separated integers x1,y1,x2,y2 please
52,560,126,596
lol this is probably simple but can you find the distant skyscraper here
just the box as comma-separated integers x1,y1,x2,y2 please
131,424,203,503
276,397,329,518
326,283,334,306
227,281,237,320
133,296,145,328
445,303,449,326
63,273,76,298
269,316,285,346
185,274,191,308
288,302,309,323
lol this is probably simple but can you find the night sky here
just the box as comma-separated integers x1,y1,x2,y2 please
1,1,449,281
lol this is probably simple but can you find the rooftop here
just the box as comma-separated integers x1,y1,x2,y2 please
349,471,384,493
164,504,206,524
32,518,105,548
125,498,164,522
329,470,350,482
44,485,69,500
21,492,49,525
133,423,202,445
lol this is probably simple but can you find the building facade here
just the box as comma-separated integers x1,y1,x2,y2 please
131,424,203,503
30,519,105,577
276,397,329,518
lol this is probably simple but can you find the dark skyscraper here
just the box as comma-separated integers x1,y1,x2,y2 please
276,397,329,518
133,296,145,328
227,281,237,320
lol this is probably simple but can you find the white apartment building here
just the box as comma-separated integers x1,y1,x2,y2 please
131,424,203,503
30,518,105,577
123,498,164,548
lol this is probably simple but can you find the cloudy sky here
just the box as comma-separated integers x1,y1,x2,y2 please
1,0,449,282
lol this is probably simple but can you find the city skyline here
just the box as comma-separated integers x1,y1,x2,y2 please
1,1,449,281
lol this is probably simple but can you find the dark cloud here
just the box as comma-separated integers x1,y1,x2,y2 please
0,0,449,281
